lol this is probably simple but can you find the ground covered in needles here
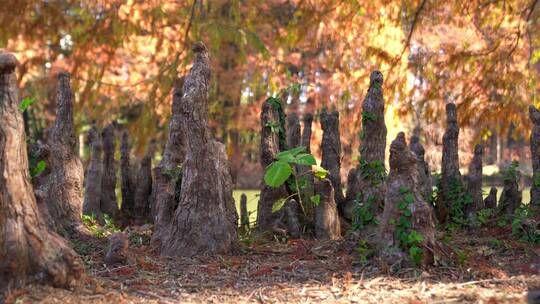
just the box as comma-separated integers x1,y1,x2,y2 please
3,224,540,304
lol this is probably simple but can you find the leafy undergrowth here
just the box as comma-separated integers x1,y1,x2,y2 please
3,225,540,304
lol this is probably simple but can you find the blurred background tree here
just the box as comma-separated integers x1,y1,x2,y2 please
1,0,538,186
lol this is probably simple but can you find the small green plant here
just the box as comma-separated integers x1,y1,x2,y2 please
352,193,378,230
447,177,472,228
356,239,370,264
19,96,36,112
475,208,495,225
82,214,120,238
503,160,520,182
511,204,540,244
358,159,386,186
361,111,377,123
394,186,424,265
30,160,46,177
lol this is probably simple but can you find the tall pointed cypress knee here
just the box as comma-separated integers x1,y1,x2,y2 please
301,113,313,153
314,178,341,240
484,187,498,209
239,193,250,231
133,140,156,224
299,113,315,221
529,105,540,211
320,108,345,207
0,53,83,290
257,100,289,233
120,131,135,217
466,144,484,216
151,79,185,246
100,123,118,218
83,125,103,218
160,43,237,256
410,135,432,201
44,72,85,234
498,162,522,215
344,71,387,220
437,103,461,223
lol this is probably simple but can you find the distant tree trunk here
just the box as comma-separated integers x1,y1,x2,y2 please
257,100,289,233
151,79,185,247
437,103,461,223
239,193,250,231
529,105,540,211
120,131,135,217
320,108,345,208
301,113,313,153
133,140,155,224
314,178,341,240
465,144,484,217
100,123,118,218
344,71,387,220
159,43,237,256
484,187,498,209
42,72,84,234
410,135,432,201
377,133,439,267
0,53,83,290
83,125,103,219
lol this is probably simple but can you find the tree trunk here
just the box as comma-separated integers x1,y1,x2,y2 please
0,53,83,290
43,72,84,234
151,79,185,246
529,105,540,211
410,135,432,201
465,144,484,217
257,99,288,233
344,71,387,220
377,133,439,267
437,103,461,223
100,123,118,218
83,125,103,219
314,178,341,240
320,108,345,208
133,140,155,224
120,131,135,217
159,43,237,256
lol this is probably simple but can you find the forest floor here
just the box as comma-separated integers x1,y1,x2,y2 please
4,222,540,304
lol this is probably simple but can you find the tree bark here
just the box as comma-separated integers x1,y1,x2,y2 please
120,131,135,217
285,199,302,238
529,105,540,210
410,135,432,201
0,53,83,290
320,108,345,208
437,103,461,223
42,72,84,234
465,144,484,216
133,140,155,224
314,178,341,240
301,113,313,153
159,43,237,256
344,71,387,220
100,123,118,218
377,133,439,267
83,125,103,219
151,79,185,246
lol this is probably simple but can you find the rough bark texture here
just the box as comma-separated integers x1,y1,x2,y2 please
529,105,540,210
83,125,103,218
285,199,302,238
314,178,342,240
0,53,83,290
240,193,250,231
159,43,237,256
133,140,155,224
44,72,84,234
120,131,135,216
104,233,129,265
344,71,387,220
151,79,185,246
301,113,313,153
286,112,301,149
498,167,522,215
320,108,345,208
438,103,461,223
410,135,432,201
257,100,288,233
377,133,438,267
484,187,498,209
100,123,118,218
466,144,484,216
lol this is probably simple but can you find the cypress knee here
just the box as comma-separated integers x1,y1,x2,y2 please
239,193,250,231
484,187,498,209
100,123,118,218
320,108,345,208
133,140,156,224
83,125,103,219
498,162,522,215
314,178,342,240
120,131,135,217
465,144,484,216
0,53,83,290
410,135,432,201
285,199,302,238
301,113,313,153
159,43,237,256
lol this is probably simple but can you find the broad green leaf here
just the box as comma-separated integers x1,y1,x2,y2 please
272,198,287,213
264,161,292,187
292,153,316,166
310,194,321,205
30,160,46,177
313,165,329,179
19,97,35,112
